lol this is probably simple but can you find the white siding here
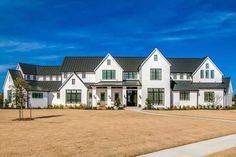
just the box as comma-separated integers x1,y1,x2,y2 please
140,49,171,108
48,92,61,105
28,91,48,108
198,89,224,106
2,72,14,107
193,58,223,83
95,55,123,82
172,91,198,107
60,73,88,105
76,72,96,83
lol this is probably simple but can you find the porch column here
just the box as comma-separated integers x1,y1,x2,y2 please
122,86,127,106
137,86,142,107
107,86,112,107
92,87,97,107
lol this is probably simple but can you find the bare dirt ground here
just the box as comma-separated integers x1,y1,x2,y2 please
0,109,236,157
206,147,236,157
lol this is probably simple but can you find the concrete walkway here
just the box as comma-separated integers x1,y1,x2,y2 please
139,134,236,157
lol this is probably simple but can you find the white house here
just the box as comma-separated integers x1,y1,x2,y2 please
2,48,233,108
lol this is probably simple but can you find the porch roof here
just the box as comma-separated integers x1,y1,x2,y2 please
86,80,141,87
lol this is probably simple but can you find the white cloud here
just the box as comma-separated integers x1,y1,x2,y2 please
0,64,15,73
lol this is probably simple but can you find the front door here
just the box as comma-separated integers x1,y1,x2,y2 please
126,90,137,106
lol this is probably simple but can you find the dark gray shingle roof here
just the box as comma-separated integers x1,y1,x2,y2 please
9,69,23,80
85,80,141,87
61,56,205,73
172,78,230,91
19,63,61,75
167,58,205,73
27,81,61,91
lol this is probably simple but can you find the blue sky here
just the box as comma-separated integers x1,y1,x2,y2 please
0,0,236,92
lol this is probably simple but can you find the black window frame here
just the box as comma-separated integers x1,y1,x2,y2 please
66,90,81,104
179,91,190,101
32,93,43,99
150,68,162,80
147,88,165,105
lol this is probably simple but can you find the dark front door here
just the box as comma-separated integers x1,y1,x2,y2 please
126,90,137,106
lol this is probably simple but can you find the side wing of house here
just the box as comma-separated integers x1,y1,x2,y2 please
2,71,14,107
59,73,88,105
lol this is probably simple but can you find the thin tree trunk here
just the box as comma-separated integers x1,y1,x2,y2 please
30,107,32,119
19,108,21,120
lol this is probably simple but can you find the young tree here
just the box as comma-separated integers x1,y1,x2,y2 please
12,78,29,120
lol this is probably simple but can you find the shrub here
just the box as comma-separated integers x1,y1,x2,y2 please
114,98,121,109
171,105,177,110
145,98,152,110
182,106,186,110
186,105,190,110
190,106,196,110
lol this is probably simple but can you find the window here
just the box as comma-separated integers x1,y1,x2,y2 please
89,93,92,99
206,63,209,69
66,90,81,103
32,93,43,99
49,75,52,81
72,79,75,85
64,73,67,79
180,73,184,80
187,74,191,79
150,69,162,80
173,73,177,79
200,70,204,79
204,92,215,102
33,75,36,80
7,90,12,103
114,93,119,100
154,55,158,61
206,70,209,79
26,74,30,80
211,70,215,79
100,92,106,101
180,91,190,101
124,72,137,80
43,75,46,81
102,70,116,80
82,72,86,79
148,88,165,105
107,59,111,65
57,93,60,99
56,75,60,81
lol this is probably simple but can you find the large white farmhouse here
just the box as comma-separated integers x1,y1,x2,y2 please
2,48,233,108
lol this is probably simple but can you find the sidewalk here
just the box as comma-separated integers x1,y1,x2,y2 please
139,134,236,157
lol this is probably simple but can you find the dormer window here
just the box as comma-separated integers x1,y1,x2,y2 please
26,74,30,80
33,75,36,80
82,72,86,79
154,55,158,61
107,59,111,65
206,63,209,69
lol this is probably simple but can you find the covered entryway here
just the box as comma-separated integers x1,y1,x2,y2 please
126,88,137,106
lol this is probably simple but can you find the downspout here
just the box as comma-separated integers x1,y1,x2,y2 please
197,90,199,109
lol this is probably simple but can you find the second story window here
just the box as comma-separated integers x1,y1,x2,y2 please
206,63,209,69
26,74,30,80
72,79,75,85
102,70,116,80
211,70,215,79
173,73,177,79
64,72,67,79
124,72,137,80
187,74,191,79
49,75,52,81
150,69,162,80
200,70,204,79
154,55,158,61
33,75,36,80
57,92,60,99
180,73,184,80
205,70,209,79
43,75,46,81
56,75,60,81
82,72,86,79
107,59,111,65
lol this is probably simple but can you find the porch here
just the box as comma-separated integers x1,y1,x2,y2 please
88,81,142,107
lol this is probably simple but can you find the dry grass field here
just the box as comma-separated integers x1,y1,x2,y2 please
146,110,236,120
206,147,236,157
0,109,236,157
